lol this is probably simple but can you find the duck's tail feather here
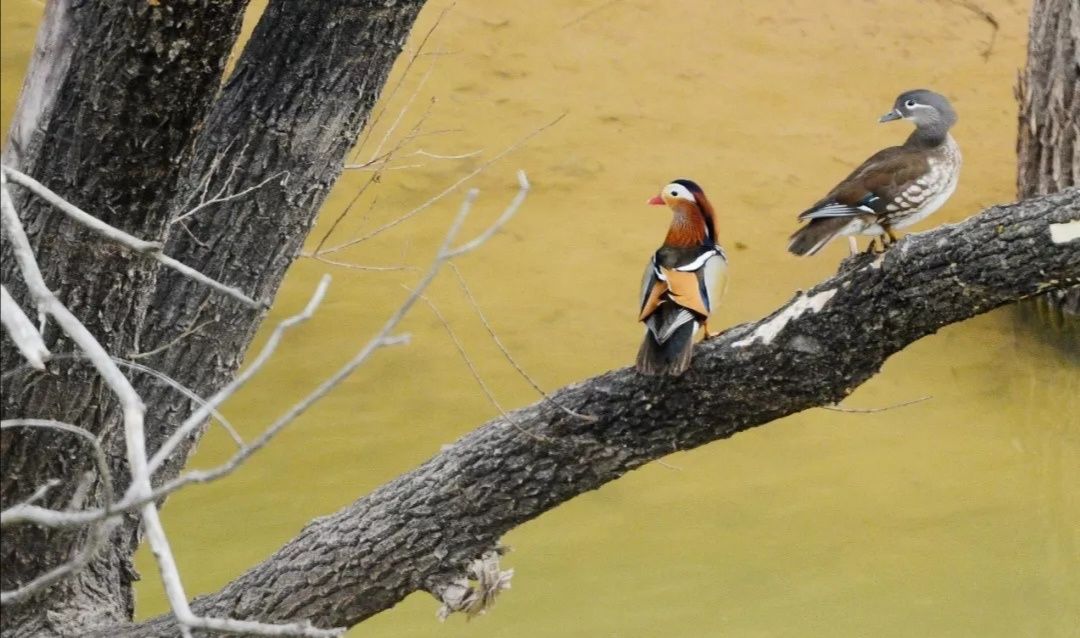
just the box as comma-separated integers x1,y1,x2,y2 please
635,319,697,376
788,217,855,256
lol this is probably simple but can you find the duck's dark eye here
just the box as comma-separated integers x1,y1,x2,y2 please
904,99,916,108
670,190,678,196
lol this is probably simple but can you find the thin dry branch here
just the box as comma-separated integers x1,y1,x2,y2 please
413,291,549,442
0,284,49,370
127,317,217,360
361,55,439,167
1,173,146,515
0,514,119,607
447,264,596,421
171,170,289,225
821,395,932,414
304,255,416,272
1,166,264,309
113,358,244,448
1,176,350,638
1,171,531,530
351,4,451,160
148,274,332,474
319,116,561,255
316,101,440,252
0,353,243,449
154,171,533,490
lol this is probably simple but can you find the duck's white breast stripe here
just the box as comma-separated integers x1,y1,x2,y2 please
675,248,722,272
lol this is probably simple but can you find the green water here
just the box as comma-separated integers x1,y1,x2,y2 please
2,0,1077,635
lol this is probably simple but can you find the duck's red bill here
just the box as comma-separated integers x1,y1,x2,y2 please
647,195,665,205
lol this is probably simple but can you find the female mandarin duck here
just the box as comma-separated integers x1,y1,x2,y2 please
788,89,961,256
636,179,727,376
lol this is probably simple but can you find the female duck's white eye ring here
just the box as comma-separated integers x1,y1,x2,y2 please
904,99,917,108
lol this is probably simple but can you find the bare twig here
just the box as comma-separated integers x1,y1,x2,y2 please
127,318,216,360
343,124,458,171
184,617,342,638
1,166,264,309
1,173,142,505
412,148,483,160
159,172,533,489
448,264,595,421
2,170,188,624
2,171,530,533
352,4,451,160
0,284,50,370
444,179,530,259
304,255,417,272
2,175,341,636
413,290,548,442
178,138,240,215
12,479,61,508
148,274,332,474
362,55,439,166
316,104,438,253
0,353,243,449
171,170,288,225
822,395,932,414
113,358,244,448
320,116,561,255
0,419,113,526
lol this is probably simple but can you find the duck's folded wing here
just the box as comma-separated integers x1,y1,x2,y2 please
799,147,930,221
663,270,710,317
639,247,725,343
668,247,725,316
638,255,667,322
700,252,727,314
638,253,699,345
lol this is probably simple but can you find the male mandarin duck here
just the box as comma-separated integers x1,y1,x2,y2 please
636,179,727,376
788,89,961,256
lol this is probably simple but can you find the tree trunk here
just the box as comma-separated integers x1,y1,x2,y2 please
0,1,427,635
1016,0,1080,346
1,2,248,632
109,190,1080,637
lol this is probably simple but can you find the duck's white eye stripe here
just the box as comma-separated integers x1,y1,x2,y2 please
664,183,693,200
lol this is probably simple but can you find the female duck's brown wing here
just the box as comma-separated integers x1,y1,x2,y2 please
799,146,931,221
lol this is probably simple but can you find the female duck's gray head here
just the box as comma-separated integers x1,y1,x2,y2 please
879,89,957,132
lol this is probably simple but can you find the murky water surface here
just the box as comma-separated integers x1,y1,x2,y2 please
2,0,1077,635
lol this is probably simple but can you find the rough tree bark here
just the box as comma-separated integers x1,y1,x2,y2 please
111,190,1079,637
1016,0,1080,336
0,1,428,635
0,2,249,632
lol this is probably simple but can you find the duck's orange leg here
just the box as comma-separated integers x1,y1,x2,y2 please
885,225,899,245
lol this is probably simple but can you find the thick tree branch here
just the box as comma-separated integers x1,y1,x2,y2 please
114,190,1079,636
